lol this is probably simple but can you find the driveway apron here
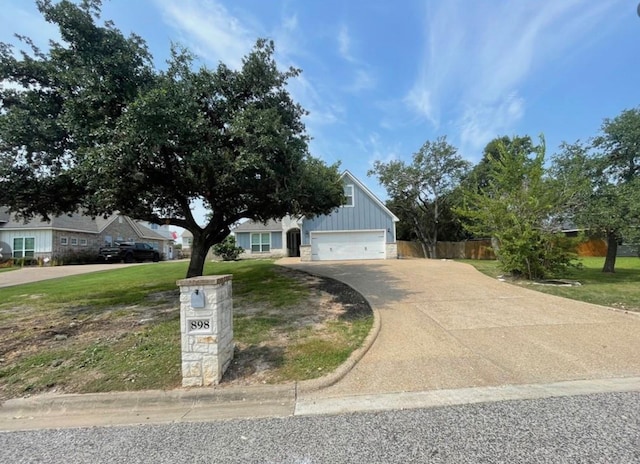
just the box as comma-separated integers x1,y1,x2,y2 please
282,259,640,398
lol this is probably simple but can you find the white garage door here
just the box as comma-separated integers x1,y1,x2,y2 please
311,230,386,261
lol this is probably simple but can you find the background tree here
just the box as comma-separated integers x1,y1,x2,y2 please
369,136,470,258
0,0,344,277
461,135,536,194
457,135,576,279
551,107,640,273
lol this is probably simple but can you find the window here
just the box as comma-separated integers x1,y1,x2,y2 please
70,238,78,246
251,233,270,252
60,237,69,246
13,237,35,258
80,238,88,246
151,223,159,230
344,185,354,207
104,235,113,246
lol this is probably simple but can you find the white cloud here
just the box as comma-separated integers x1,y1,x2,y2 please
459,93,525,157
406,0,625,155
404,87,437,128
347,69,375,93
337,24,354,62
282,14,298,32
336,24,376,93
353,132,401,169
154,0,254,69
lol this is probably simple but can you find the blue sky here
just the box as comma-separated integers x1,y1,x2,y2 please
2,1,639,225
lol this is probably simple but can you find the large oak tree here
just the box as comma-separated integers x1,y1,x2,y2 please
0,0,344,277
552,107,640,273
369,136,470,258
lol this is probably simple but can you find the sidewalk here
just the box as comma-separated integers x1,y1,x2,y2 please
2,259,640,431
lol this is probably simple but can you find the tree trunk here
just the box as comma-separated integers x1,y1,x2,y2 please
186,233,210,278
602,230,618,273
419,241,428,259
432,196,438,259
428,243,436,259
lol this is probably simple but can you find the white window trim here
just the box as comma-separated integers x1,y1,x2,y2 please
250,232,271,253
343,184,355,208
60,237,69,246
80,238,88,246
70,238,78,246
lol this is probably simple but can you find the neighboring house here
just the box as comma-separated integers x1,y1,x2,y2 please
137,220,177,259
181,230,193,253
233,170,399,261
0,209,170,261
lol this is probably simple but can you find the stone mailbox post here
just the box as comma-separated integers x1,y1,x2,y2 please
177,275,234,387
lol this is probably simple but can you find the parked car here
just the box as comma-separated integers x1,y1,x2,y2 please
98,242,160,263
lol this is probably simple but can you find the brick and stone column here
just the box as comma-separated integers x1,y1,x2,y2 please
177,275,234,387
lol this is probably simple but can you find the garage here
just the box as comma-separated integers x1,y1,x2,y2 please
310,230,386,261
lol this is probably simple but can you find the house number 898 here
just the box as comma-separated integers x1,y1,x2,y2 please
190,320,210,330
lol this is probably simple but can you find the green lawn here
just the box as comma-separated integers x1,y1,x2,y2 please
459,257,640,312
0,260,372,399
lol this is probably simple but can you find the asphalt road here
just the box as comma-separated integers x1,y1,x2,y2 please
2,392,639,463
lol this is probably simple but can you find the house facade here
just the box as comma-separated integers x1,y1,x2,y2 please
233,171,398,261
0,209,171,262
137,220,177,259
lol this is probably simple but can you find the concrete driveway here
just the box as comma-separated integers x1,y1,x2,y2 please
0,263,146,288
282,259,640,398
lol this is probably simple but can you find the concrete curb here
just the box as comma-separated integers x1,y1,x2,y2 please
295,377,640,417
1,383,296,413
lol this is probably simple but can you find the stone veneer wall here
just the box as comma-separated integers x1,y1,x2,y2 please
51,230,100,259
239,249,285,259
385,242,398,259
300,244,311,262
177,275,234,387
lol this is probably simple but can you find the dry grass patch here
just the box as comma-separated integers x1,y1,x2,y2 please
0,261,372,400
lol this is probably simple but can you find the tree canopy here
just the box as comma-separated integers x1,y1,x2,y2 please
551,107,640,273
0,0,344,277
369,136,470,258
456,135,577,279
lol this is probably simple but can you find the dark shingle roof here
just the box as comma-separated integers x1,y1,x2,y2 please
233,219,282,232
0,208,168,241
0,208,99,231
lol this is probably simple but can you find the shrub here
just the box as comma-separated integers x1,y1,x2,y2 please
51,250,100,265
212,236,243,261
495,231,580,280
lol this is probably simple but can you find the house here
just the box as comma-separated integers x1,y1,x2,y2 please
137,220,178,259
180,229,193,255
0,209,172,262
233,217,299,259
233,170,399,261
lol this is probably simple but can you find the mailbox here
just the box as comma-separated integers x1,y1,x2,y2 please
191,289,205,308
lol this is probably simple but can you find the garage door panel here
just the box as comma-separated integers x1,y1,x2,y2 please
311,231,385,261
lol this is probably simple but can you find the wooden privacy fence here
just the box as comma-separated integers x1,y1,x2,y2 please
397,240,496,260
398,238,612,260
